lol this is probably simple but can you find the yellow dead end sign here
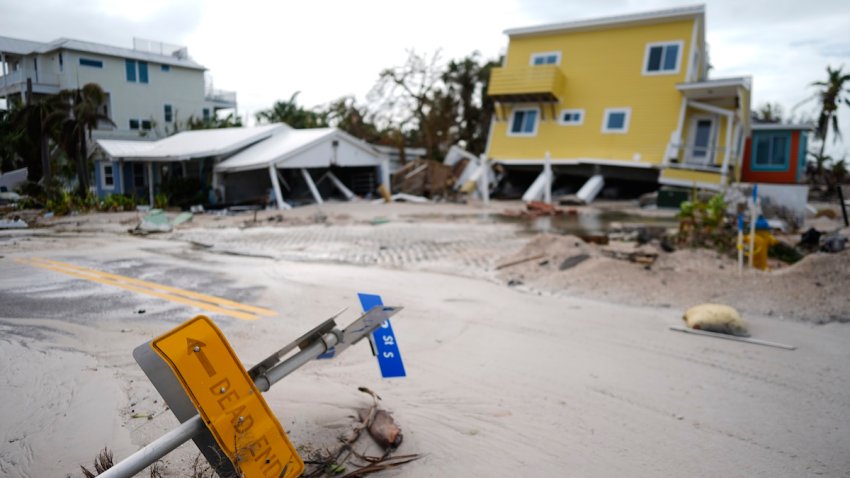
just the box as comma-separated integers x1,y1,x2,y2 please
151,315,303,478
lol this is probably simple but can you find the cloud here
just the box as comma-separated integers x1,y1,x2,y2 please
2,0,849,157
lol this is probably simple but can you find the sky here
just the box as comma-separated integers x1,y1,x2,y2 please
2,0,849,158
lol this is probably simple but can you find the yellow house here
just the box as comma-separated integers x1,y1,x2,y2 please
486,5,751,197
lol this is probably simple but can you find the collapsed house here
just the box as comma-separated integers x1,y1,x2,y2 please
94,124,390,208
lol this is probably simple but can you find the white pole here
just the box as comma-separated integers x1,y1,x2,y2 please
748,185,758,268
147,162,154,206
301,168,324,205
326,171,355,200
737,214,744,275
381,157,391,191
268,164,287,210
478,154,490,207
543,151,552,204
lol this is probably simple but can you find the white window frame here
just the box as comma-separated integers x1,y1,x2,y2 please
642,41,684,76
508,107,541,137
601,107,631,134
558,108,585,126
100,162,115,190
529,51,561,66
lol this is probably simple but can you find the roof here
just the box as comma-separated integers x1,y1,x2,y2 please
677,77,752,91
752,123,814,131
504,4,704,37
96,139,156,158
0,36,46,55
215,127,381,173
97,124,287,162
0,35,206,70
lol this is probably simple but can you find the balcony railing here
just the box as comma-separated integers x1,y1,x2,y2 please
0,70,61,94
205,88,237,107
488,65,564,103
666,142,733,172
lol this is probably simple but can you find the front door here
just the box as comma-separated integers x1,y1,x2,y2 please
685,116,716,166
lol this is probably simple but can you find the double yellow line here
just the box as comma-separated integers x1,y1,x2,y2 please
16,257,277,321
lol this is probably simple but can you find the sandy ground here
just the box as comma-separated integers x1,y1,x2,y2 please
1,200,849,477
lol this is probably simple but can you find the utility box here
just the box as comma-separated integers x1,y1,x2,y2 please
657,186,690,209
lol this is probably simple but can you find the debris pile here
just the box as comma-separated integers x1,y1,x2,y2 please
391,159,455,198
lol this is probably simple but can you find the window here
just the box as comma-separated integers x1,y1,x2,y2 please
559,109,584,126
141,119,152,130
133,163,146,188
125,59,136,82
101,163,115,189
79,58,103,68
125,59,149,83
59,53,64,71
509,108,539,136
203,108,211,121
160,64,170,72
164,104,173,123
602,108,631,134
752,133,790,170
643,41,683,75
139,61,148,83
530,51,561,66
129,119,140,130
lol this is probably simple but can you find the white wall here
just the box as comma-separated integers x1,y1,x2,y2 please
51,50,214,138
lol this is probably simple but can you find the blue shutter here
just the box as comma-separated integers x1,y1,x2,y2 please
125,59,137,82
138,61,149,84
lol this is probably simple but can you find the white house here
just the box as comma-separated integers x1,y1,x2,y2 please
0,36,236,139
95,124,389,208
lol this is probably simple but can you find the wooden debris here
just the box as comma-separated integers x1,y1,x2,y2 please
495,253,546,270
526,201,562,216
559,254,590,271
600,249,658,265
391,159,455,198
669,326,796,350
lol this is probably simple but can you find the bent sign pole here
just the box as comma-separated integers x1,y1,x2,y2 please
100,305,402,478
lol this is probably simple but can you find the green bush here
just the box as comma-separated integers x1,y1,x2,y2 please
99,194,136,212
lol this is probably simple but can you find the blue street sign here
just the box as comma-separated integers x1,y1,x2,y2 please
358,293,406,378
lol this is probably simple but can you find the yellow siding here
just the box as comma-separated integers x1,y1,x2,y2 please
660,168,723,185
489,19,696,164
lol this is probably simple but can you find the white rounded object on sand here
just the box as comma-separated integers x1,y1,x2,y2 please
683,304,750,337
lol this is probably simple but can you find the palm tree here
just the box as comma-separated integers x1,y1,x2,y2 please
255,92,328,128
46,83,114,196
811,66,850,160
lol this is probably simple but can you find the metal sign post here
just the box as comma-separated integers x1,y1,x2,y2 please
100,305,402,478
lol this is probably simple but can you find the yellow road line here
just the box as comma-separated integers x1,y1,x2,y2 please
28,257,277,317
16,258,274,321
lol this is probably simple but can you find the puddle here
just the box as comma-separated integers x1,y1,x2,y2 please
491,210,679,236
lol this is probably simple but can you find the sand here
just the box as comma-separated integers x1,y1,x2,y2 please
1,200,849,477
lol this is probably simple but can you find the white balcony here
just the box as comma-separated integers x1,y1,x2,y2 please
0,70,61,97
205,88,237,109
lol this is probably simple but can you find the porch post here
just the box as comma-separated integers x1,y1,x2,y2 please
721,115,733,183
326,171,355,200
301,168,324,204
380,157,391,192
478,154,490,207
268,163,289,210
147,161,154,206
543,151,552,204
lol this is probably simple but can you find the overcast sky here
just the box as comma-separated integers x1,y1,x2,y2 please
2,0,849,157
